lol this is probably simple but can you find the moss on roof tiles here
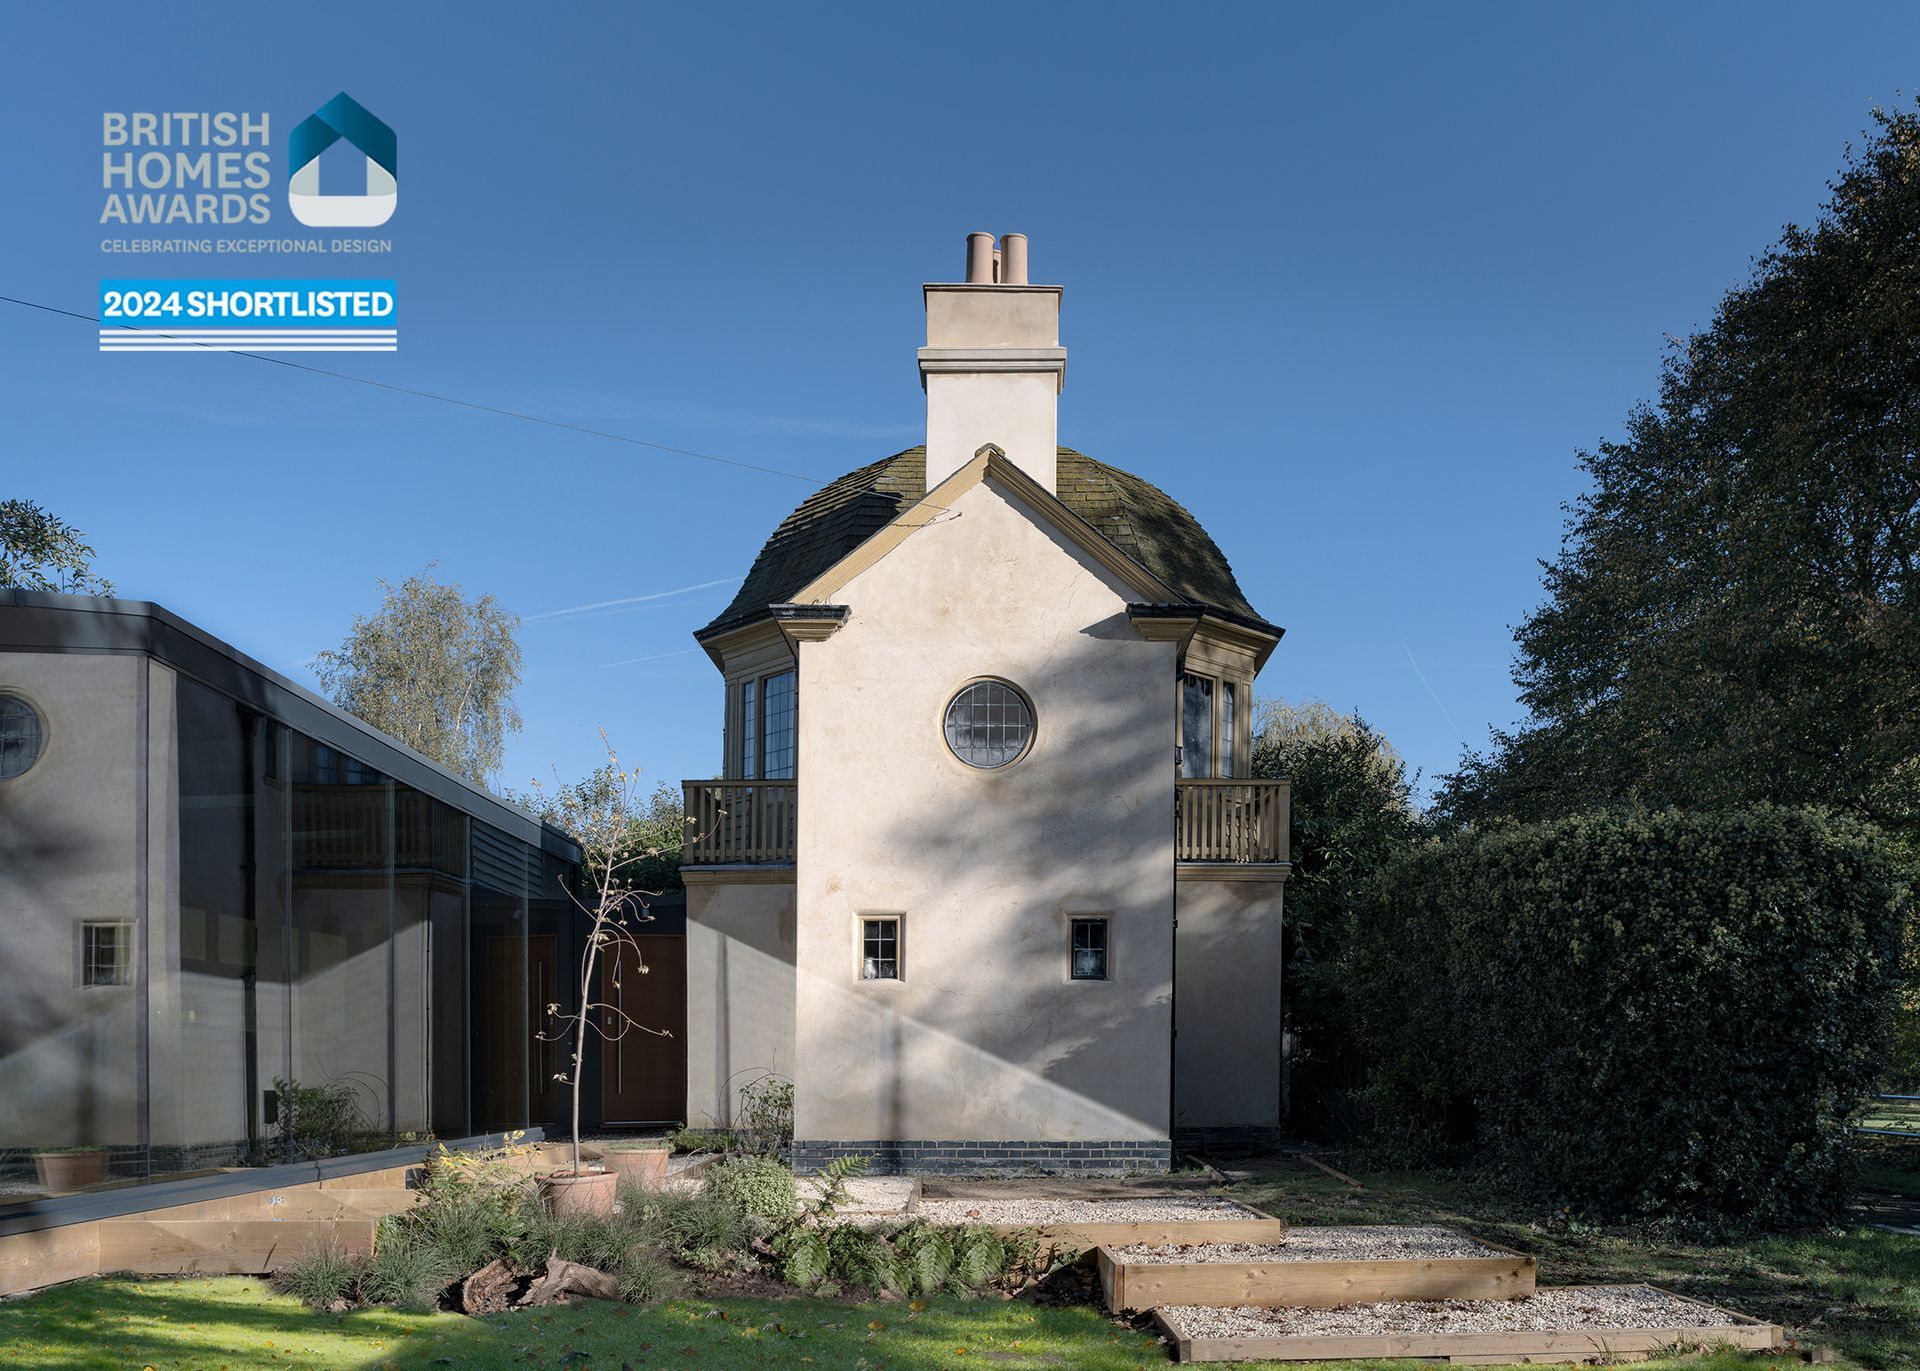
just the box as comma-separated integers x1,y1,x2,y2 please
700,445,1272,637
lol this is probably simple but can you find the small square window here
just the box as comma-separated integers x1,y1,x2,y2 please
861,917,900,980
1070,917,1109,981
83,921,133,987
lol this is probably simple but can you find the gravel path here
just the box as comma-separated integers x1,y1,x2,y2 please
1162,1286,1748,1340
1115,1225,1502,1264
916,1197,1256,1225
801,1175,917,1213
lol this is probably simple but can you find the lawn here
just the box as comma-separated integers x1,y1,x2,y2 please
0,1275,1816,1371
1,1159,1912,1371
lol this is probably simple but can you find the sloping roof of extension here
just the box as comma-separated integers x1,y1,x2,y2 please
698,446,1276,640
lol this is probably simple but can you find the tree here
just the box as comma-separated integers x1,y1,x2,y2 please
315,567,522,786
509,774,688,896
527,734,675,1179
0,499,112,594
1434,106,1920,837
1251,698,1418,1124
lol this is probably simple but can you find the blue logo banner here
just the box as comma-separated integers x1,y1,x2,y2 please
101,278,397,327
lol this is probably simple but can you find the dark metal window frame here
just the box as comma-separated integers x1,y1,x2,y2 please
1069,916,1110,981
942,678,1035,770
860,915,901,981
0,689,45,781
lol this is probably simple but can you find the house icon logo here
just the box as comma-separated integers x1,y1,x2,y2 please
287,92,397,228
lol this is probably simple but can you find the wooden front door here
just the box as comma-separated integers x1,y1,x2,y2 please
599,934,687,1125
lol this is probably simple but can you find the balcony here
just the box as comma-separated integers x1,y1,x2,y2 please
1175,778,1290,865
682,779,798,865
679,776,1291,868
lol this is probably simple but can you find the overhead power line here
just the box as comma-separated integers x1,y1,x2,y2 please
0,293,825,486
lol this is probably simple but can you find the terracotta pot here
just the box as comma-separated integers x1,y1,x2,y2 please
540,1169,618,1217
601,1147,670,1189
34,1149,109,1190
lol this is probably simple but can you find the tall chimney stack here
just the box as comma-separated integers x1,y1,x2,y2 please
919,230,1066,492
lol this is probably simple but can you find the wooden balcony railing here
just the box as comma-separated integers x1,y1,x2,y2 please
679,777,1288,868
1176,778,1291,864
682,780,798,865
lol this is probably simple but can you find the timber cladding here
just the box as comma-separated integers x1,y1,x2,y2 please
1150,1284,1785,1364
1098,1227,1536,1313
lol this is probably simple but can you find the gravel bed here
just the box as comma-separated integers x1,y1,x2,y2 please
916,1197,1255,1225
801,1175,917,1213
1115,1225,1502,1264
1162,1286,1746,1340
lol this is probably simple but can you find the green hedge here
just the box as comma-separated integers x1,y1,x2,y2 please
1351,806,1908,1230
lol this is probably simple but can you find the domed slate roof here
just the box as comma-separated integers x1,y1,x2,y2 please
698,446,1274,640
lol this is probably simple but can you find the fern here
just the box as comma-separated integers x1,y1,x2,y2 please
891,1221,954,1295
951,1226,1005,1291
801,1152,871,1221
777,1227,830,1287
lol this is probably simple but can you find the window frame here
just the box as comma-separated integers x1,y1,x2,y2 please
1178,671,1252,779
940,677,1037,772
0,690,47,783
80,920,135,988
1068,915,1111,982
735,668,797,779
856,913,904,983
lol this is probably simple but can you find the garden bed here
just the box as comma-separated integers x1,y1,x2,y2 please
1100,1224,1535,1312
914,1196,1283,1251
1153,1284,1784,1363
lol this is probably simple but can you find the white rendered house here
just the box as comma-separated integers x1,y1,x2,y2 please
680,234,1289,1173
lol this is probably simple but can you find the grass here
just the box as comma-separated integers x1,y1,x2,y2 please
2,1160,1912,1370
0,1277,1167,1370
1856,1095,1920,1138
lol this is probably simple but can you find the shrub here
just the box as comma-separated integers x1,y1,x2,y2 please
272,1242,365,1308
710,1155,796,1222
734,1073,795,1156
1351,805,1908,1231
274,1076,381,1160
360,1219,457,1310
665,1126,737,1155
614,1245,685,1303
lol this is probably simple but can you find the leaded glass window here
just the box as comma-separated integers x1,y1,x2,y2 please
762,671,796,779
1070,917,1109,981
1220,681,1236,778
1180,673,1213,777
0,693,44,780
82,921,133,987
861,917,899,980
942,680,1033,769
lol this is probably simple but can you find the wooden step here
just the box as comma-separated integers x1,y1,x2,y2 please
142,1188,422,1223
96,1218,377,1275
1099,1226,1536,1313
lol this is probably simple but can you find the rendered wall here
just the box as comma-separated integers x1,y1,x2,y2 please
683,877,796,1127
1173,872,1286,1129
792,475,1178,1149
0,652,149,1152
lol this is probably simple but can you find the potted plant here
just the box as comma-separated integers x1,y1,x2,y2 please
33,1146,110,1190
529,734,677,1217
597,1141,672,1189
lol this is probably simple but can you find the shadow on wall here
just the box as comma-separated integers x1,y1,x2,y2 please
0,783,142,1157
795,538,1182,1148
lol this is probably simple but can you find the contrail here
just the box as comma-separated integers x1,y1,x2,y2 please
527,577,739,622
599,647,702,669
1405,647,1466,743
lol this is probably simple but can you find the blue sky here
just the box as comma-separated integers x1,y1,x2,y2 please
3,2,1915,801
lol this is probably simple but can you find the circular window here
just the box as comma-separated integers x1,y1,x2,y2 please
943,679,1034,769
0,693,44,780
